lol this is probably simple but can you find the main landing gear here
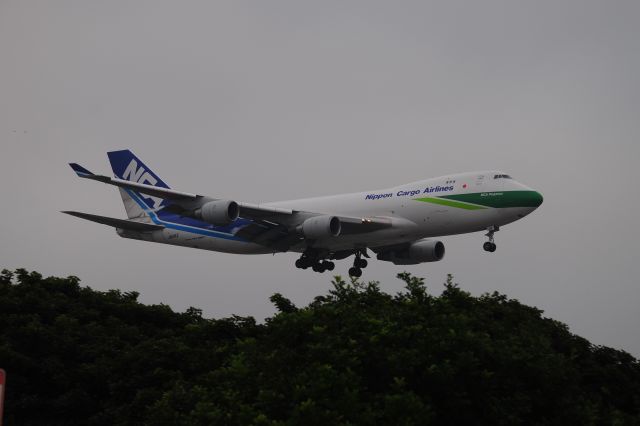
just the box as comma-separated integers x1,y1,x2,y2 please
348,251,368,278
295,249,369,276
295,255,335,273
483,225,499,253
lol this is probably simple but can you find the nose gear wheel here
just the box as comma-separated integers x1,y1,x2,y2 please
483,226,499,252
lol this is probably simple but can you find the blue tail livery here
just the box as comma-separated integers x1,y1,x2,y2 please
107,150,171,212
107,150,170,189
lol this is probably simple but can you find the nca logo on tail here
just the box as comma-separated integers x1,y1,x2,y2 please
122,159,163,209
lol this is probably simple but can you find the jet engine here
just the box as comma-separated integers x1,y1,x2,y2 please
194,200,239,225
298,215,341,239
377,239,445,265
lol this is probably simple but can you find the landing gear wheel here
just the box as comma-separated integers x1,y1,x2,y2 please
352,250,369,271
296,258,312,269
312,263,325,273
483,242,497,252
322,261,335,271
483,226,499,253
355,259,368,269
349,267,362,278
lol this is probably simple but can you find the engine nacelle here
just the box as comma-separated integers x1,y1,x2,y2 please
298,215,341,239
194,200,239,225
377,240,445,265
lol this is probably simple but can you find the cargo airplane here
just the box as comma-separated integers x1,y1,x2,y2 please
65,150,543,277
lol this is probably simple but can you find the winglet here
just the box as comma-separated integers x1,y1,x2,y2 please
69,163,94,177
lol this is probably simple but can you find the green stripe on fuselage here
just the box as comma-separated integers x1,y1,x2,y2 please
440,191,543,208
413,197,487,210
413,190,543,209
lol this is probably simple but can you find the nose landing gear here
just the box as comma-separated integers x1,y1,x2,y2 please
483,225,499,252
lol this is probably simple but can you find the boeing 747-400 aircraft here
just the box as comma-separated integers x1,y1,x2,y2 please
65,150,543,277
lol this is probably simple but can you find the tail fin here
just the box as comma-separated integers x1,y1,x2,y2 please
107,150,171,218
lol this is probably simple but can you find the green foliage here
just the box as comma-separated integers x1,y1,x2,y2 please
269,293,297,314
0,269,639,425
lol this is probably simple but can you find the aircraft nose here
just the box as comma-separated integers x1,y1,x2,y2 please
529,191,543,208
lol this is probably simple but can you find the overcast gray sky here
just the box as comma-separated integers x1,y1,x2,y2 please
1,1,639,355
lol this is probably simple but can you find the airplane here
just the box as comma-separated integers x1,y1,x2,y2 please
64,150,543,277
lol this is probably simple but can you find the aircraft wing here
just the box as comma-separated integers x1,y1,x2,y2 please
233,215,393,251
69,162,392,250
70,163,201,200
70,163,293,218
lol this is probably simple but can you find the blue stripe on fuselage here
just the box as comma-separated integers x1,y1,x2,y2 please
124,189,254,242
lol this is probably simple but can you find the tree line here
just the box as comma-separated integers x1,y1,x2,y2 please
0,268,639,425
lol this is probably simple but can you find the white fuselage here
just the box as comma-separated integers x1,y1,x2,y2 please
120,171,542,256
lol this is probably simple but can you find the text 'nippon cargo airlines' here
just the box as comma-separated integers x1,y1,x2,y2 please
65,150,543,277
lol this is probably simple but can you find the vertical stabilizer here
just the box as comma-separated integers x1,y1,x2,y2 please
117,188,147,219
107,150,171,218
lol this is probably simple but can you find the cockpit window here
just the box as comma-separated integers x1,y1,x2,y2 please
493,174,512,179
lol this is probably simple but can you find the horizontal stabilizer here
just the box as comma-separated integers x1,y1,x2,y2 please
62,211,164,232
